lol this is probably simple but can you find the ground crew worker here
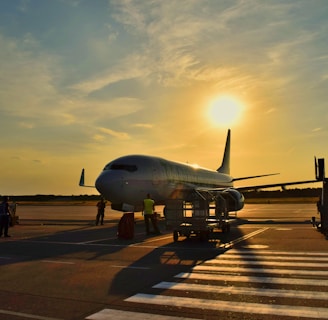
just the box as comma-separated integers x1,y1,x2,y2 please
142,193,160,235
0,196,10,237
96,197,106,225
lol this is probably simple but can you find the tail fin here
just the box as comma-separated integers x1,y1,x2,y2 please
79,168,96,188
79,168,85,186
217,129,230,174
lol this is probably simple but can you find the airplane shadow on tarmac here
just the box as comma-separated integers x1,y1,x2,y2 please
106,217,254,297
0,215,264,318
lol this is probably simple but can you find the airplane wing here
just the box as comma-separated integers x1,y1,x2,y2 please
236,179,320,192
234,156,322,191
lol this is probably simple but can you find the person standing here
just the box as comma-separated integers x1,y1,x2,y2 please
0,196,10,237
143,193,160,235
96,198,106,225
9,200,17,226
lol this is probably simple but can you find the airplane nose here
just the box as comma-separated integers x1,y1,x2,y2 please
95,171,123,201
95,171,110,198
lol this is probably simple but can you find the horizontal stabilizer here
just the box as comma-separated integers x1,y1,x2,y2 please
233,173,279,182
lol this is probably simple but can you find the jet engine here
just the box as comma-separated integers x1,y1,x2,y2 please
220,188,245,212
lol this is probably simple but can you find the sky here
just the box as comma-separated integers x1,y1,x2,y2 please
1,0,328,196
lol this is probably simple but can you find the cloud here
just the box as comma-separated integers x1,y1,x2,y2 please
98,127,130,140
0,33,62,121
71,54,151,94
18,122,35,129
266,108,276,114
133,123,153,129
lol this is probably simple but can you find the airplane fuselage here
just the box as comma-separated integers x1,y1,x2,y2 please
95,155,234,212
82,129,318,213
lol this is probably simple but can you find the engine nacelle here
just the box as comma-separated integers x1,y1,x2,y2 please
221,188,245,212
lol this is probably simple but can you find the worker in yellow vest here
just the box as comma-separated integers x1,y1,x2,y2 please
143,193,160,235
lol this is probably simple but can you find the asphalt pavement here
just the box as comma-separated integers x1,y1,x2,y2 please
0,203,327,320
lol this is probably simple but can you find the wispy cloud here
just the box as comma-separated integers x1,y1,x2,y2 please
71,55,151,94
133,123,153,129
98,127,130,140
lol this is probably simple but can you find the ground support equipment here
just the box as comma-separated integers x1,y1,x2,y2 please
164,190,232,242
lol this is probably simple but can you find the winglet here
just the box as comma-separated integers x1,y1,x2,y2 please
217,129,230,174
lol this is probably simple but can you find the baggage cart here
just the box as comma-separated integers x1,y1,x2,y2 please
165,191,230,242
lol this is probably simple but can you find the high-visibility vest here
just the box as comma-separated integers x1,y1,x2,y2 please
143,198,154,215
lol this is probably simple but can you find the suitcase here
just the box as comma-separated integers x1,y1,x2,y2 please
117,212,134,239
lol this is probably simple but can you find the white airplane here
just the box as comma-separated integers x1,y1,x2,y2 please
80,129,319,212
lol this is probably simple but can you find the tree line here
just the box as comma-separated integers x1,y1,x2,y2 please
3,188,322,202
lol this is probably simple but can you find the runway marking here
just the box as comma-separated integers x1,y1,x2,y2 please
85,308,197,319
77,232,172,245
193,264,328,276
124,250,328,318
213,253,328,261
176,271,328,286
219,227,269,248
154,281,328,300
228,249,328,256
129,234,173,246
125,293,328,319
21,239,223,251
110,265,150,270
242,244,269,249
0,309,62,320
42,260,75,265
205,258,328,268
77,237,118,244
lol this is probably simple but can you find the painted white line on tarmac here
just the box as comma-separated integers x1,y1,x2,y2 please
0,309,62,320
214,253,328,261
129,235,173,246
220,227,269,248
77,237,118,244
42,260,75,265
110,265,150,270
154,281,328,300
21,239,222,251
193,264,328,276
227,249,328,256
206,258,328,268
176,272,328,286
126,293,328,319
85,308,197,320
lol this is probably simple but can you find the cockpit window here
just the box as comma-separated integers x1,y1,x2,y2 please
105,164,137,172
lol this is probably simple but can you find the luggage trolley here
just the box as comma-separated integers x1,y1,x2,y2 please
165,190,230,242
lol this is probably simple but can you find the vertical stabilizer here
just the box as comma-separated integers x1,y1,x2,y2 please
217,129,230,174
79,168,85,186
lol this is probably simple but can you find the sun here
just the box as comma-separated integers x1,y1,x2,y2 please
207,95,244,127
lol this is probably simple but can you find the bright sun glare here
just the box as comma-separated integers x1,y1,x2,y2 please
207,95,244,127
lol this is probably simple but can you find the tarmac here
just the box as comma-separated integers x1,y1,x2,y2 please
1,203,328,320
